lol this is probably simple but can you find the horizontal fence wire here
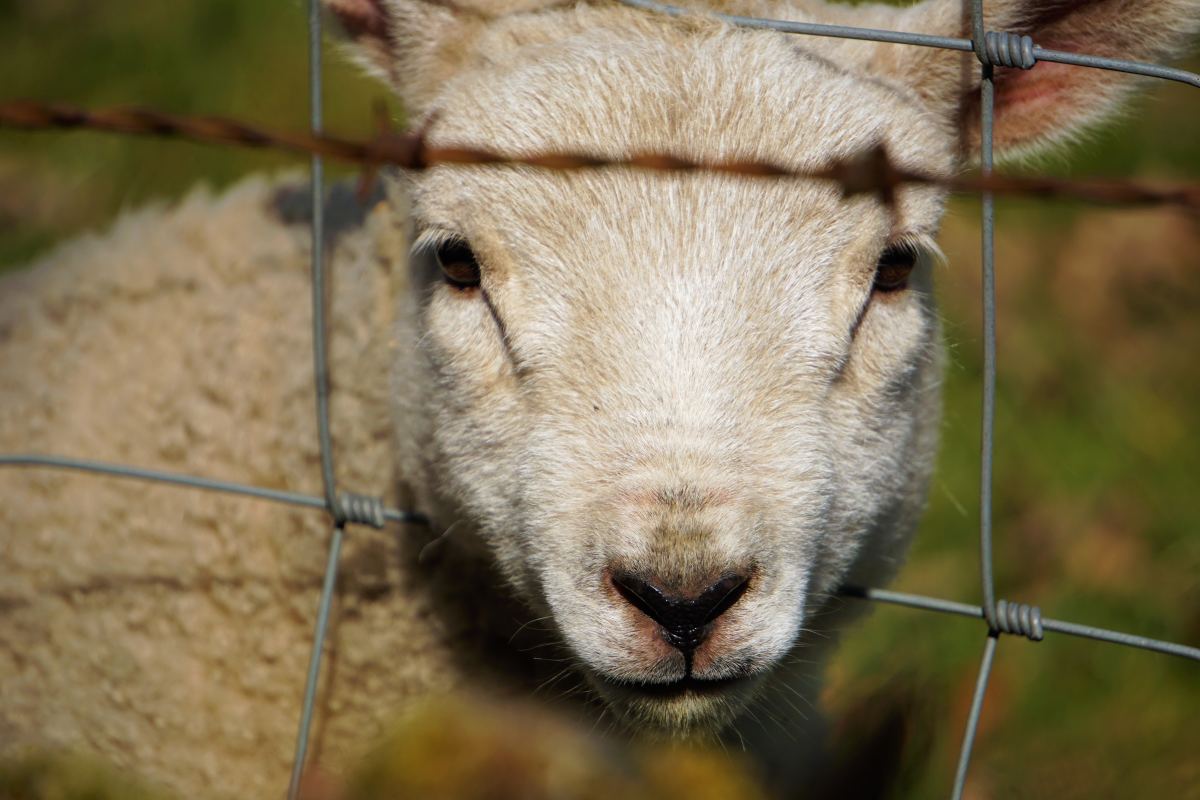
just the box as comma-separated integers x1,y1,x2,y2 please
837,587,1200,662
3,453,1193,662
0,454,426,525
3,100,1200,209
0,0,1197,797
618,0,1200,87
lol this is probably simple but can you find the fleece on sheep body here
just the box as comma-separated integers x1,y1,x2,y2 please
0,177,483,800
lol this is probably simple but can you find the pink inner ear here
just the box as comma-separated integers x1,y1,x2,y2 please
326,0,391,40
987,30,1112,150
996,62,1079,117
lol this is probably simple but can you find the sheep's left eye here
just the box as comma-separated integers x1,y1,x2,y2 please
873,242,917,293
435,238,482,289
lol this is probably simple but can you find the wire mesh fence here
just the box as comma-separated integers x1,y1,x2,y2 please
1,0,1198,798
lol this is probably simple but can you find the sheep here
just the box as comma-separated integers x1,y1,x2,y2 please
2,0,1196,797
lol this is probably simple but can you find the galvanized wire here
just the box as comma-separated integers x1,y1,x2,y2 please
287,3,343,798
0,1,1197,798
837,587,1200,662
949,1,1001,794
0,454,425,525
617,0,1200,88
951,633,998,800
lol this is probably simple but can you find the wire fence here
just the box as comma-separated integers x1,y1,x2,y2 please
4,101,1200,209
1,0,1198,798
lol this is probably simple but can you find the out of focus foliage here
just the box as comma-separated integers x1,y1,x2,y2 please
1,1,1197,798
0,752,166,800
0,0,381,268
338,695,766,800
0,696,769,800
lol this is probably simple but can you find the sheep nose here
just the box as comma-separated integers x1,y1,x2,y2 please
611,571,751,654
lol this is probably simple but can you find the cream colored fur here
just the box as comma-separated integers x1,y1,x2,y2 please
1,0,1196,797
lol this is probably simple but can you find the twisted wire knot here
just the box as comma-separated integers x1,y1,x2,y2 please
979,31,1038,69
993,599,1044,641
336,492,387,528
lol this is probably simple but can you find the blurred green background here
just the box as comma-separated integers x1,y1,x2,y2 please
1,1,1197,798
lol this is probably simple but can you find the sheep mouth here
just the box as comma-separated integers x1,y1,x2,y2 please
596,673,752,701
587,670,762,733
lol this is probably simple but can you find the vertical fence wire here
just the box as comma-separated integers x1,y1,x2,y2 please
951,634,999,799
287,527,344,800
286,2,343,798
973,0,999,633
951,2,1000,795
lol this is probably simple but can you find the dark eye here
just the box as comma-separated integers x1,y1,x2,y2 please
873,241,918,293
435,238,481,289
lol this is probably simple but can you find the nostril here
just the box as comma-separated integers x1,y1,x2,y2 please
698,573,751,623
611,573,666,624
610,570,751,654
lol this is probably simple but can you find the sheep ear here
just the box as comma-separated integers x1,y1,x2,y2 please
323,0,555,114
887,0,1200,159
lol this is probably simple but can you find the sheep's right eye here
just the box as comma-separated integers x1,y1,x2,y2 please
873,241,918,293
435,239,481,289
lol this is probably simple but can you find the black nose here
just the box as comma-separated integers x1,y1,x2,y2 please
611,571,751,654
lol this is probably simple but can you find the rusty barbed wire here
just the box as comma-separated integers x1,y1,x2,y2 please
2,99,1199,210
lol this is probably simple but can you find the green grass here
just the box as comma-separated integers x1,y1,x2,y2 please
0,0,383,272
2,2,1198,798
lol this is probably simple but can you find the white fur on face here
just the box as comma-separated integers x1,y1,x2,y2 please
352,0,1199,732
389,19,948,732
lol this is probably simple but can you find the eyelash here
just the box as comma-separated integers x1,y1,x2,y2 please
873,240,920,293
416,231,483,291
434,237,482,289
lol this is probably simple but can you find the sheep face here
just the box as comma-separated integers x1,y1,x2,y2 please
391,24,946,734
329,0,1200,737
